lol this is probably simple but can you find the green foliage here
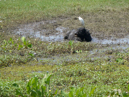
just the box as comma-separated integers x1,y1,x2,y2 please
0,80,25,97
1,0,129,30
116,58,124,63
69,40,73,54
0,36,97,67
11,75,129,97
68,87,89,97
75,50,82,53
21,36,26,43
11,74,97,97
0,37,34,67
69,40,73,47
26,74,53,97
20,37,32,50
1,37,32,50
107,87,129,97
0,0,129,96
122,84,129,97
13,74,55,97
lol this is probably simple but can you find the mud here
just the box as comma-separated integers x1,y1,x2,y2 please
10,10,129,66
11,10,129,45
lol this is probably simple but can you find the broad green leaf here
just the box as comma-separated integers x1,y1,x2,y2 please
36,90,41,96
4,40,7,46
18,44,23,50
16,89,24,97
23,41,27,46
122,92,129,97
31,90,37,97
29,53,34,57
12,83,19,87
41,86,46,96
27,81,31,93
89,87,96,96
21,36,26,42
31,77,39,89
54,89,58,95
45,74,52,85
75,88,80,96
69,40,73,46
28,44,32,48
9,38,14,44
69,91,73,97
76,87,84,96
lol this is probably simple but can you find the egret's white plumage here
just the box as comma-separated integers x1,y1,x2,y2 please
78,16,85,27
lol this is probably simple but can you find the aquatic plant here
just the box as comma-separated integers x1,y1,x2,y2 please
13,74,53,97
11,74,129,97
12,74,97,97
69,40,73,54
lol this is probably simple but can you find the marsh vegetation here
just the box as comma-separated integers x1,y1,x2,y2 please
0,0,129,96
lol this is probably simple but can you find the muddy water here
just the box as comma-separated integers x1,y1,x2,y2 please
13,22,129,45
13,21,129,66
12,10,129,45
10,10,129,45
11,17,129,66
13,22,66,42
92,37,129,44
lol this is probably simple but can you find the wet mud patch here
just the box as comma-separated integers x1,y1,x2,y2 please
11,10,129,44
12,19,68,42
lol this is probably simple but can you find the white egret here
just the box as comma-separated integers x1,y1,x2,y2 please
78,16,85,27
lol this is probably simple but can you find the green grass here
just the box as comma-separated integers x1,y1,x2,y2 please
1,0,129,96
0,35,129,96
0,63,129,96
1,0,129,30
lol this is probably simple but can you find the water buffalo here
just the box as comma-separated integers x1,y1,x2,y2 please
64,27,92,42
